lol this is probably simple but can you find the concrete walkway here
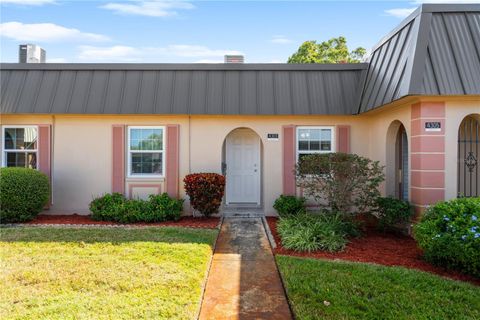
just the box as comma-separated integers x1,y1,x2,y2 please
199,218,292,320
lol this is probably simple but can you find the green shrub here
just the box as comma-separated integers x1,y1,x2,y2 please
0,167,50,223
273,195,306,217
375,197,413,231
295,153,384,219
277,212,358,252
90,192,183,223
147,193,184,222
184,173,225,217
414,197,480,277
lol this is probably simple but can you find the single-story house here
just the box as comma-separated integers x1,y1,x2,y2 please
1,4,479,216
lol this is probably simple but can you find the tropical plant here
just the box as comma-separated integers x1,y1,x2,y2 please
375,197,413,232
184,173,225,217
273,195,306,217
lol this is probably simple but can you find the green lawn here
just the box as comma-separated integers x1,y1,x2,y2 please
276,255,480,320
0,227,218,320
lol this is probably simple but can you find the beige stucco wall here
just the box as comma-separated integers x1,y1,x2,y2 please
444,100,480,200
1,97,478,216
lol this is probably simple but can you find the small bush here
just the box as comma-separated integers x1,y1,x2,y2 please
273,195,306,217
375,197,413,231
414,197,480,277
0,167,50,223
184,173,225,217
295,152,384,219
277,212,358,252
148,193,183,222
90,192,183,223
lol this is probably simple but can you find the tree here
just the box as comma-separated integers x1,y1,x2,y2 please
287,36,366,64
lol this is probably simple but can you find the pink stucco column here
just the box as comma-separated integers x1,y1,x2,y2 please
410,102,446,216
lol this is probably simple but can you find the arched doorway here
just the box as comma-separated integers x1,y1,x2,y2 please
458,115,480,197
223,128,262,206
386,121,409,200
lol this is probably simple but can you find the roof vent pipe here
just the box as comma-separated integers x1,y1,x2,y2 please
224,55,244,63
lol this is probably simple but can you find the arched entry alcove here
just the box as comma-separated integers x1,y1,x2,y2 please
222,128,263,207
458,114,480,197
386,121,409,200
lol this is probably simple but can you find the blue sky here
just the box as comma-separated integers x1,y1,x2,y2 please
0,1,474,63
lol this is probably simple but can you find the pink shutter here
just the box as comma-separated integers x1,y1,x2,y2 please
336,125,350,153
37,125,51,179
38,125,52,206
112,125,125,194
166,125,180,198
282,125,296,195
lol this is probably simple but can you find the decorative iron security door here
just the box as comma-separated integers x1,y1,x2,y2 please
458,116,480,197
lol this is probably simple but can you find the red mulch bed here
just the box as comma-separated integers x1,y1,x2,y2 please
24,214,220,229
267,217,480,286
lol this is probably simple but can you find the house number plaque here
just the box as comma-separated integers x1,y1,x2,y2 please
425,121,441,132
267,133,279,141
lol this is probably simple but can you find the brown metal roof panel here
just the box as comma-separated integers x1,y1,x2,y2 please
290,71,310,115
189,71,207,114
257,71,275,115
67,71,92,114
273,71,292,115
171,70,191,114
84,71,108,114
205,71,224,114
15,71,43,113
119,70,142,114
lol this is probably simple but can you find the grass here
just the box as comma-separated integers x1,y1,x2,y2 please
0,226,218,320
276,255,480,320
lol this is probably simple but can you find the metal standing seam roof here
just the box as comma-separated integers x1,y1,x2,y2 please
0,63,367,115
1,4,479,116
358,3,480,113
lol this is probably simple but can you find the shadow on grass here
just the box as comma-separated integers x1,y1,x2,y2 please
0,226,218,246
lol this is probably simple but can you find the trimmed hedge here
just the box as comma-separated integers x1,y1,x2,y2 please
90,193,183,223
414,197,480,278
0,167,50,223
273,195,306,217
184,173,225,217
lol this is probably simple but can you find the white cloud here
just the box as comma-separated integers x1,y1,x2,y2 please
77,44,243,62
78,45,141,62
0,22,109,42
384,8,416,18
46,57,67,63
270,35,292,45
1,0,55,5
386,0,478,19
101,0,195,17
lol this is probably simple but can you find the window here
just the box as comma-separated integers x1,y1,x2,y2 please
2,126,38,169
127,126,164,177
296,126,335,161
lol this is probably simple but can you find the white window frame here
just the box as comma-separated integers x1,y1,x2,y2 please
1,125,39,168
296,126,335,161
127,126,165,178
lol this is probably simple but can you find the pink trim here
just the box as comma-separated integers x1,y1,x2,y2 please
166,124,180,198
411,136,445,153
128,183,162,199
411,153,445,170
411,171,445,188
112,125,125,194
37,125,51,179
411,119,445,136
411,101,446,119
336,125,350,153
410,187,445,206
282,125,296,195
38,125,51,207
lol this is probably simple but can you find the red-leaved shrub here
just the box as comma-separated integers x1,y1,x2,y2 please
184,173,225,217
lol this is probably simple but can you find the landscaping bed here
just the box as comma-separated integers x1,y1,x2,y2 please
277,255,480,320
22,214,220,229
0,227,218,320
267,217,480,285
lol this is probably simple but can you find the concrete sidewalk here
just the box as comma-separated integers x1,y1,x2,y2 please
199,218,292,320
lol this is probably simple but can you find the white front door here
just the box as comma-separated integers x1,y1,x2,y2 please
226,129,261,205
